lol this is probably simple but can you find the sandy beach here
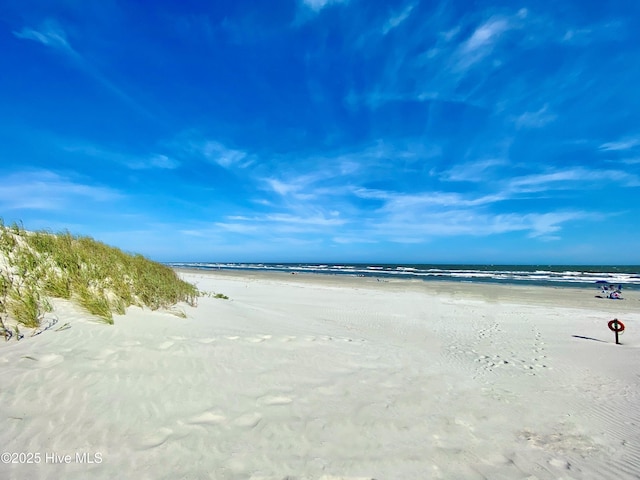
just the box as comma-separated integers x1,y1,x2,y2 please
1,270,639,479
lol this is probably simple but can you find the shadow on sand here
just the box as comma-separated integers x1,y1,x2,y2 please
572,335,608,343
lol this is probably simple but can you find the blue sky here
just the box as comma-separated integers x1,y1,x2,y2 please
2,0,640,264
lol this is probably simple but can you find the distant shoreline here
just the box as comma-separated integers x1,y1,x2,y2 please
169,262,640,291
174,266,640,314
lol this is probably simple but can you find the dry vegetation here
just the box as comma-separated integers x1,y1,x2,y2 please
0,221,199,339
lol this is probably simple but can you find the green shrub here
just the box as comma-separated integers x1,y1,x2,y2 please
0,224,199,331
9,286,41,328
77,286,113,324
43,272,72,299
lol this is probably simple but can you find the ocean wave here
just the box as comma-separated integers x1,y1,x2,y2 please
168,263,640,288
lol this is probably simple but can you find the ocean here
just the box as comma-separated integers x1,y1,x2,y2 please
168,263,640,291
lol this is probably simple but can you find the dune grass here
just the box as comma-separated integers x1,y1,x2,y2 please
0,220,199,335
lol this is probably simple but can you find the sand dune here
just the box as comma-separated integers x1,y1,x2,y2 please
1,270,639,479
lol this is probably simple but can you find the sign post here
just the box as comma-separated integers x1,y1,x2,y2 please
607,319,625,344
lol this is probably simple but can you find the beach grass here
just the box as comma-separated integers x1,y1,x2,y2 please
0,220,198,334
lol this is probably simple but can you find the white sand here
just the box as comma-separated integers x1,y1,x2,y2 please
1,270,639,479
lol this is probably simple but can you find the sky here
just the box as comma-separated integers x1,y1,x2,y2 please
2,0,640,264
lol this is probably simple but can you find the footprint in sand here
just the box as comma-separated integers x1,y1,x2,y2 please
198,338,216,344
233,412,262,429
247,334,273,343
250,477,376,480
185,411,227,425
257,395,293,406
549,458,571,470
21,353,64,368
157,341,175,350
319,477,378,480
137,427,173,450
93,348,117,360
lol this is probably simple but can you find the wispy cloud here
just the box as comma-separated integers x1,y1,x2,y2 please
332,235,379,245
382,3,416,35
619,157,640,165
265,213,345,226
524,211,587,239
438,158,508,182
258,145,394,201
170,136,252,169
13,19,155,121
455,16,515,71
182,134,640,250
301,0,348,12
263,171,347,200
13,20,76,55
562,28,593,44
0,170,122,211
348,6,546,112
561,20,625,46
353,188,505,208
462,18,510,53
211,222,260,234
144,154,180,170
514,105,557,128
600,137,640,151
265,178,304,197
64,143,180,170
199,141,250,168
245,139,636,247
213,212,347,239
261,141,423,190
353,206,587,243
508,167,640,191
